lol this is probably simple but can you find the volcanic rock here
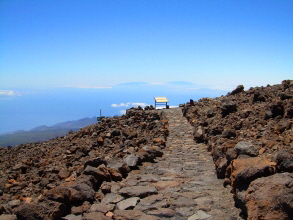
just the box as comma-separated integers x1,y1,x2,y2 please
15,199,66,220
183,80,293,218
118,186,158,198
116,197,140,210
245,173,293,219
113,209,146,220
234,141,259,157
274,149,293,172
230,85,244,96
101,193,124,205
88,203,115,213
123,154,140,168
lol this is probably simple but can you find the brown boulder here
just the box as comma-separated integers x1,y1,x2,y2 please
107,158,131,178
215,157,228,179
58,169,70,180
67,183,95,203
15,199,65,220
45,186,71,207
227,157,276,212
84,158,107,169
221,101,237,117
83,164,111,182
108,168,123,182
274,149,293,172
230,85,244,95
245,173,293,219
228,157,276,193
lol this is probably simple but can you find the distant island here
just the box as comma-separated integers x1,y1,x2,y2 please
0,117,98,147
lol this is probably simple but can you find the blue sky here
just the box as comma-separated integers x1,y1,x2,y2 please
0,0,293,134
1,0,292,89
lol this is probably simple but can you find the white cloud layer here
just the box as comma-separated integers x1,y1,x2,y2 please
0,90,21,96
149,82,166,85
64,85,112,89
111,102,149,108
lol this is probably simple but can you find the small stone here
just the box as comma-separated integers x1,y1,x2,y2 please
101,193,124,204
259,147,266,155
83,164,111,182
116,197,140,210
151,181,180,190
8,200,21,208
119,186,158,198
0,214,17,220
153,138,164,143
147,208,176,217
82,212,110,220
124,154,140,167
188,210,212,220
140,174,159,183
61,214,82,220
108,168,123,182
58,169,70,179
114,210,146,219
175,207,194,217
88,203,115,213
105,212,114,218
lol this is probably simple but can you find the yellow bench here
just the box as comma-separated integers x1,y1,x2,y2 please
154,96,169,109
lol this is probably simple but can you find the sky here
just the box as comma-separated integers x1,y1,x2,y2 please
0,0,293,134
1,0,292,89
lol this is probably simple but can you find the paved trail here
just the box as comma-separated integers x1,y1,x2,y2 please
118,108,242,219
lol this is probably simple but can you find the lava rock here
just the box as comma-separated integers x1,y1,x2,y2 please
230,85,244,95
118,186,158,198
15,199,66,220
245,173,293,219
116,197,140,210
221,101,237,117
234,141,259,157
274,150,293,172
123,154,141,168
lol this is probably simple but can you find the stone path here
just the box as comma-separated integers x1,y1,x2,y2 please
113,108,242,219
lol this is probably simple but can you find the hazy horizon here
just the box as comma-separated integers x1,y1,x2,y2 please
0,81,233,134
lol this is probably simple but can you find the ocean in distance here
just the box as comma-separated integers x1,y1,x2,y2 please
0,83,229,134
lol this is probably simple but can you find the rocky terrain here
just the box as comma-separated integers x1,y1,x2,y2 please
0,80,292,220
183,80,293,219
0,108,169,219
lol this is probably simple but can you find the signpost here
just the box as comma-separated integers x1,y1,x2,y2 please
97,109,105,121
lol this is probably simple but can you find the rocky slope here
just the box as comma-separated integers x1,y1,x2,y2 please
183,80,293,219
0,109,168,219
